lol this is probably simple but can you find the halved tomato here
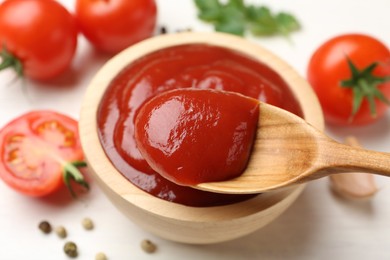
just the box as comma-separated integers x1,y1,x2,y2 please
0,111,88,197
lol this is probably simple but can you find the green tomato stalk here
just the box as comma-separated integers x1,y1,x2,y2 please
341,57,390,120
62,161,89,198
0,45,23,77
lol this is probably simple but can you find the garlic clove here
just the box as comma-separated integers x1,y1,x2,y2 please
329,172,378,199
329,136,378,200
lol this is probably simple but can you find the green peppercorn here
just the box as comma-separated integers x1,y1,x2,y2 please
38,221,52,234
55,226,67,239
64,241,78,258
141,239,157,253
81,217,94,230
95,252,107,260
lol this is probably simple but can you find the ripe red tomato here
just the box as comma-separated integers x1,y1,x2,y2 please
75,0,157,54
0,111,88,197
307,34,390,126
0,0,78,81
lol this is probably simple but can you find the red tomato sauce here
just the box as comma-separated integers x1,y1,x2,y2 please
97,44,302,207
135,89,260,186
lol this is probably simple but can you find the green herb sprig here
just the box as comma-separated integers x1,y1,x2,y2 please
194,0,300,38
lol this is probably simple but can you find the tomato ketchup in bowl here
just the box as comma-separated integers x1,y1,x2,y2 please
80,32,324,244
96,43,303,207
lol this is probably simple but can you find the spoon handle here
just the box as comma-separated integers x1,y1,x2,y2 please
317,141,390,177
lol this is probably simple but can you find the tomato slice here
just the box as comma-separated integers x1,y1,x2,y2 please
0,111,88,197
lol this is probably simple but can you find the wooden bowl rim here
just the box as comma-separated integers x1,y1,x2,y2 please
79,32,324,222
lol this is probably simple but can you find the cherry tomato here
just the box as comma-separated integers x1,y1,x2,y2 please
75,0,157,54
0,111,88,197
307,34,390,126
0,0,78,81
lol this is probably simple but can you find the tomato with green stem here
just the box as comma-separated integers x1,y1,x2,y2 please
75,0,157,54
0,111,88,197
0,0,78,81
307,34,390,126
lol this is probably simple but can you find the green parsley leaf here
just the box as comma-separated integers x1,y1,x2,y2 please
215,4,246,35
194,0,301,38
247,6,278,36
225,0,245,10
275,13,301,37
215,19,246,35
194,0,221,22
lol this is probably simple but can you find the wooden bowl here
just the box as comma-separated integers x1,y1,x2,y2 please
79,32,324,244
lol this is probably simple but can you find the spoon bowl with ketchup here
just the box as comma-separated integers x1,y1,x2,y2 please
136,89,390,195
79,32,324,244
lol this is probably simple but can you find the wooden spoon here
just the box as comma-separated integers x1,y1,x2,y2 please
196,102,390,194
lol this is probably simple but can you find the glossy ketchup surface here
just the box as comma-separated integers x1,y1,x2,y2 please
97,44,303,207
135,89,259,186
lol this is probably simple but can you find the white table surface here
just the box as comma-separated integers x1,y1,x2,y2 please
1,0,390,259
